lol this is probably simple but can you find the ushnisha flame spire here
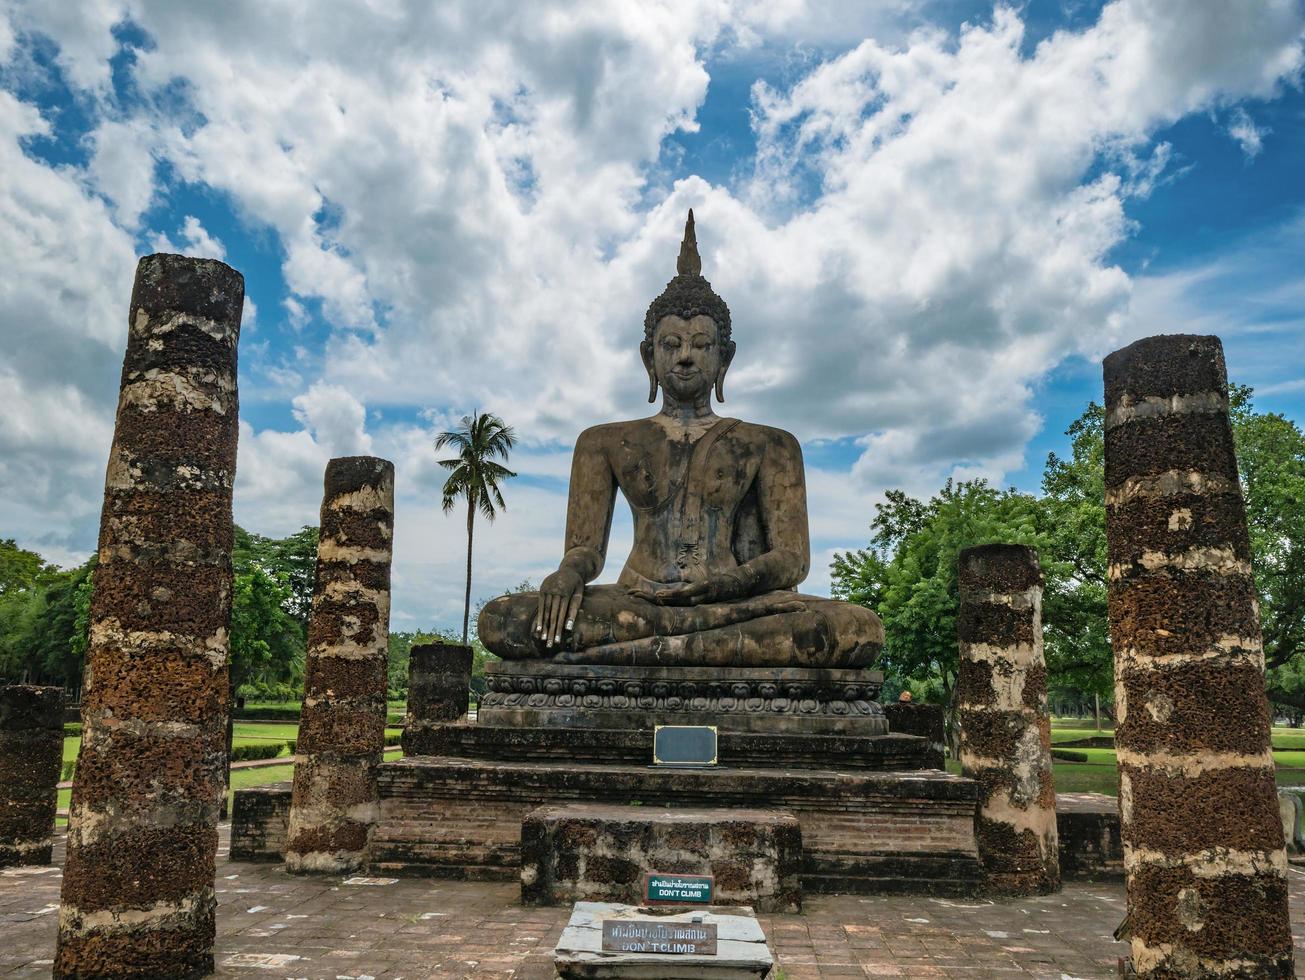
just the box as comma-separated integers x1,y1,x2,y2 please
676,209,702,277
644,208,731,344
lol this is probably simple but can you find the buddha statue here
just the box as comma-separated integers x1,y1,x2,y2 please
478,211,884,669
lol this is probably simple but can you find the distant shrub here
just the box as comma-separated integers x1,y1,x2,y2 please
234,707,301,722
230,742,287,763
1051,748,1089,763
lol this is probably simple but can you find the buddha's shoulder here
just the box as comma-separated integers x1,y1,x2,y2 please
573,419,646,449
728,420,802,453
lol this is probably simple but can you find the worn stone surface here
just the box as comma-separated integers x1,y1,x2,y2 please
0,686,63,868
477,661,888,736
402,641,471,755
1104,333,1294,978
229,783,291,862
286,456,394,875
956,544,1059,897
55,253,243,979
521,803,802,912
478,213,882,669
370,756,984,895
882,701,946,768
402,721,936,771
554,901,773,978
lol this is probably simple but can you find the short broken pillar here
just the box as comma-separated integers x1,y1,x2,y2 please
956,543,1059,895
0,685,64,867
285,456,395,874
401,640,472,755
1104,334,1293,978
56,254,243,979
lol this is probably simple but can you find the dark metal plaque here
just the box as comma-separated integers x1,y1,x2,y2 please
652,725,717,766
601,919,718,955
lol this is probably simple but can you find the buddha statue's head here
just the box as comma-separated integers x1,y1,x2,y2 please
641,210,736,404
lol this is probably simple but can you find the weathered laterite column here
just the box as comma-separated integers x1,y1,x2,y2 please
956,544,1059,895
401,640,472,754
0,685,63,867
1104,335,1293,978
285,456,394,874
56,254,243,979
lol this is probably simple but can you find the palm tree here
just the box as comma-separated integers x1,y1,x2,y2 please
435,412,517,644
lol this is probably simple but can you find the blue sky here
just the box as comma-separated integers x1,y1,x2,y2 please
1,0,1302,629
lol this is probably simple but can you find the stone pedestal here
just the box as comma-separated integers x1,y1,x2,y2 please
286,456,395,874
1104,334,1293,977
401,641,472,755
0,685,63,867
956,544,1059,895
478,661,886,736
521,803,802,912
56,253,243,980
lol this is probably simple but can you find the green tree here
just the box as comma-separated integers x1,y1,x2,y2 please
1039,404,1113,710
435,412,518,644
1230,386,1305,676
0,538,56,596
0,541,93,688
832,480,1044,746
1036,388,1305,714
229,565,301,695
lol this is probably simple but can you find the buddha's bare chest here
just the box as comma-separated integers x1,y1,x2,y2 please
608,431,761,514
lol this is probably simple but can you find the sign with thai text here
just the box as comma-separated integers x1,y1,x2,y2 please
645,872,713,904
601,919,718,955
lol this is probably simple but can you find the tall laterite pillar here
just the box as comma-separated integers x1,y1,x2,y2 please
56,254,243,978
956,544,1059,895
1104,334,1292,978
285,456,394,874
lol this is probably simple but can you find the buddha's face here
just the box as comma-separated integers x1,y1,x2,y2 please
642,314,734,404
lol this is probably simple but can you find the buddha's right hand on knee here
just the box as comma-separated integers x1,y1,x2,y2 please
535,567,584,649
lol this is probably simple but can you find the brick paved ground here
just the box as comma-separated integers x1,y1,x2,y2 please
5,830,1305,978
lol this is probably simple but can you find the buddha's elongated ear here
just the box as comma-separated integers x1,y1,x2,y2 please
715,340,736,402
640,340,658,403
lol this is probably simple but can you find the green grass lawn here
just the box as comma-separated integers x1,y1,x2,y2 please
956,721,1305,796
60,725,402,787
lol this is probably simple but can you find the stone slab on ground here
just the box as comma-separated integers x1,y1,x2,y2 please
521,803,801,912
553,901,772,978
10,826,1305,977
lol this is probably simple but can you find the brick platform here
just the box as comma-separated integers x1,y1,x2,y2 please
521,803,802,912
370,756,984,895
402,721,937,771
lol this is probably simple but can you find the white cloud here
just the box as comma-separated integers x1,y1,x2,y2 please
1,0,1303,625
150,215,227,260
1227,106,1269,157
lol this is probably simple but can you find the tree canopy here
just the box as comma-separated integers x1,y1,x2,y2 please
833,385,1305,721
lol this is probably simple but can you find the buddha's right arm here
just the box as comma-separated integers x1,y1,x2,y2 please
558,428,617,584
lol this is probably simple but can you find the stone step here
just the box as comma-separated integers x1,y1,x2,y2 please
403,722,937,770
